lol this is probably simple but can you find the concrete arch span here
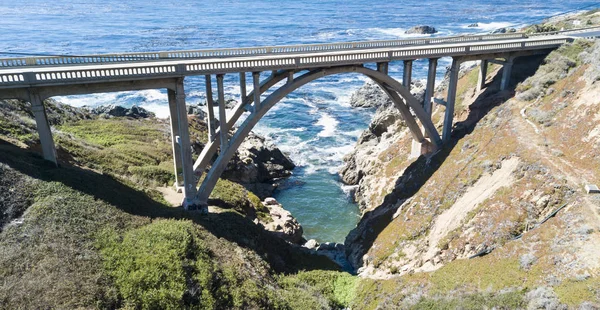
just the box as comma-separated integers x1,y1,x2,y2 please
194,65,442,207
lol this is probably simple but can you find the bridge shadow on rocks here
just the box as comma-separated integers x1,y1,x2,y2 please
345,55,546,271
0,139,339,274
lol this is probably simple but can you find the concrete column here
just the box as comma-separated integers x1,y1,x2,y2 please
29,90,58,165
377,62,389,75
403,60,413,91
173,78,198,208
168,89,183,187
239,72,247,103
287,71,294,85
500,57,514,91
252,72,261,111
205,75,216,142
442,58,461,143
423,58,438,115
216,74,228,152
477,59,488,92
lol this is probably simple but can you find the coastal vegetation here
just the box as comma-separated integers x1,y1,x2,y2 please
1,10,600,309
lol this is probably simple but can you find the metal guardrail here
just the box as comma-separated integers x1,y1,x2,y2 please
0,36,571,88
1,26,597,70
0,32,533,68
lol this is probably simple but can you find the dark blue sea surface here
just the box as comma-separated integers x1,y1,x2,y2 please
1,0,596,242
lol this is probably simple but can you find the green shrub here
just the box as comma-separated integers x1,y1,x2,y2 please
278,270,358,309
99,220,218,309
128,165,174,185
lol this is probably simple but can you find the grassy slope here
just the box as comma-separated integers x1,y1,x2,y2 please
0,101,352,309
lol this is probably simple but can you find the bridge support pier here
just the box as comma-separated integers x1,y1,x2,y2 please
168,89,184,188
424,58,438,115
500,57,514,91
168,78,200,211
403,60,413,91
377,62,389,75
205,75,216,142
477,59,488,92
217,74,229,152
28,90,58,166
442,57,461,143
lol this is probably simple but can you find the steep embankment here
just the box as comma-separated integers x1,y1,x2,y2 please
0,100,359,309
341,18,600,307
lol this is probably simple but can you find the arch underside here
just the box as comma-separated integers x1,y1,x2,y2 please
194,65,442,205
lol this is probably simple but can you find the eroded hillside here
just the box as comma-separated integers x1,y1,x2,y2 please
343,34,600,308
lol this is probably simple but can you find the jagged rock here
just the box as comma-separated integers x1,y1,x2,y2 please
263,202,304,244
304,239,319,249
349,81,393,108
90,104,155,119
223,133,295,198
187,104,208,120
405,25,438,35
210,98,238,109
264,197,278,205
340,80,425,192
491,27,517,34
468,23,479,28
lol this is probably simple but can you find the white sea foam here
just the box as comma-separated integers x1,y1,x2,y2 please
316,113,338,137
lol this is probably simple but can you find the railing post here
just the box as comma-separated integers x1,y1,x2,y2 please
403,60,413,91
28,89,57,166
477,59,488,92
442,58,461,143
205,75,216,142
216,74,228,152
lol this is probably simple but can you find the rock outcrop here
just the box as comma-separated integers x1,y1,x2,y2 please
223,132,295,198
261,197,304,244
405,25,437,35
340,80,426,209
491,27,517,34
90,104,155,119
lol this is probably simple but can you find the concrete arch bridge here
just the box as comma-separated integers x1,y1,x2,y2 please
0,27,598,211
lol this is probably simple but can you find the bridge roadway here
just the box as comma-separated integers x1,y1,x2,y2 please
0,26,598,211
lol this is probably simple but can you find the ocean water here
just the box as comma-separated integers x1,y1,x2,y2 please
1,0,596,243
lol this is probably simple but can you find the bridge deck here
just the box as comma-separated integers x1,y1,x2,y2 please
0,34,577,90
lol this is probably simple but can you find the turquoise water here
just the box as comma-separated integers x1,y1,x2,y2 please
0,0,597,243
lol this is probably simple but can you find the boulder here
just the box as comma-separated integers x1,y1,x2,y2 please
304,239,319,249
223,132,295,195
405,25,437,35
263,202,304,244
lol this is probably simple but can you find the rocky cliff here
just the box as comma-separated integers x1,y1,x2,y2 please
340,15,600,307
